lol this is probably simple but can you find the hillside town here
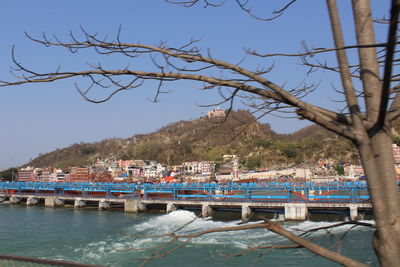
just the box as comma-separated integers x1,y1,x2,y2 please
5,143,400,183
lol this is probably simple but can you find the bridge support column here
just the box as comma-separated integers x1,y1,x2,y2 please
241,204,252,222
99,200,110,210
45,197,55,207
202,204,213,218
54,198,65,206
124,199,146,213
166,203,177,213
284,203,308,220
45,197,65,207
74,198,86,208
9,196,21,204
348,204,358,221
26,197,39,206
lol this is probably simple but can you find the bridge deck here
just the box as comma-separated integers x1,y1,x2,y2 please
0,181,376,204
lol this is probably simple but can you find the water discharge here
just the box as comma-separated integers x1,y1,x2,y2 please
0,204,377,266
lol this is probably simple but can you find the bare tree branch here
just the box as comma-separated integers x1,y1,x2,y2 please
262,220,368,267
378,0,400,126
132,218,372,267
247,42,396,58
0,32,357,139
165,0,298,21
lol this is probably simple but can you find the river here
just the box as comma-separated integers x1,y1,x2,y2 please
0,204,377,266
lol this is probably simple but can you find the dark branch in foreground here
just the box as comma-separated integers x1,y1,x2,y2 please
130,217,372,267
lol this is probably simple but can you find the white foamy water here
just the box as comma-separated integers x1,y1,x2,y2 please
73,210,275,261
74,210,375,263
133,210,241,233
0,205,376,266
0,205,378,267
130,210,282,247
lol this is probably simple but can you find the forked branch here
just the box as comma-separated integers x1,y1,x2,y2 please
0,30,356,139
132,218,371,267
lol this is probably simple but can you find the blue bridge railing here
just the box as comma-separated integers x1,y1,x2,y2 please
0,181,379,203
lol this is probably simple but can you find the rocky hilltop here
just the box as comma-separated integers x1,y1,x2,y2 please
28,110,359,169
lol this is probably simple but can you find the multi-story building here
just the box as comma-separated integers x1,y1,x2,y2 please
33,167,54,182
182,161,215,175
55,169,67,182
118,160,137,169
94,158,165,179
32,168,43,181
143,161,165,179
17,167,34,182
68,167,90,182
126,166,143,177
198,161,215,175
113,168,124,178
88,171,113,183
143,167,158,179
182,161,197,174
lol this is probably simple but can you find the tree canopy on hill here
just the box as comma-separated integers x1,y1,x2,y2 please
0,168,18,181
27,110,357,169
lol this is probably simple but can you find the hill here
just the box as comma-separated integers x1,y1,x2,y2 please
27,110,359,169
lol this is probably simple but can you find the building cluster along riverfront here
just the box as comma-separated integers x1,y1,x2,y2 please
6,144,400,184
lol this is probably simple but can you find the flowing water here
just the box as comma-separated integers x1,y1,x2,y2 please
0,204,377,266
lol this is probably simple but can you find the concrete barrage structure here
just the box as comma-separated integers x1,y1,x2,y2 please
0,181,380,221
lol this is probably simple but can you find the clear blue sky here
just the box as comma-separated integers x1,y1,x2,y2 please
0,1,390,169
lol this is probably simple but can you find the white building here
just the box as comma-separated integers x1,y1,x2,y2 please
143,161,165,178
207,108,226,119
182,161,215,175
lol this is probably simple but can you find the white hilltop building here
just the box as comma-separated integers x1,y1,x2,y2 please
207,107,226,119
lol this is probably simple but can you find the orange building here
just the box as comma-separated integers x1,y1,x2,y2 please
68,167,90,182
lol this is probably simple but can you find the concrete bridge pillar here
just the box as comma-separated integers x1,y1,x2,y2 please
284,203,308,220
202,204,213,218
45,197,65,207
45,197,55,207
166,203,177,213
9,196,21,204
26,197,39,206
74,198,87,208
54,198,65,207
241,204,252,222
99,200,110,210
124,199,146,213
348,204,358,221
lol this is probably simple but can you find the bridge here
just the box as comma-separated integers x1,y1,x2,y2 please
0,181,376,221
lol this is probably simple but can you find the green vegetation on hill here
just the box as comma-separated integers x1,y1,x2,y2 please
27,110,363,169
0,167,18,181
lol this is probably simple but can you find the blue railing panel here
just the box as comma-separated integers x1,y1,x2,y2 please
250,195,288,199
0,181,378,203
177,194,209,198
212,195,246,198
